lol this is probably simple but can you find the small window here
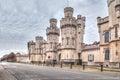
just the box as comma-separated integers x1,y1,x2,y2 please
105,49,110,60
115,5,120,12
72,38,74,45
78,24,81,30
116,51,118,56
62,38,64,45
114,24,119,38
66,37,70,45
50,42,52,48
115,26,118,38
104,31,109,42
88,54,94,61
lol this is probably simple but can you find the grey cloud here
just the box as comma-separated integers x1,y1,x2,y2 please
0,0,108,57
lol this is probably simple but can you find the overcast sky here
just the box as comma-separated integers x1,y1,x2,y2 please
0,0,108,58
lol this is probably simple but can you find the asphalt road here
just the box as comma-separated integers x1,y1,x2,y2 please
1,62,120,80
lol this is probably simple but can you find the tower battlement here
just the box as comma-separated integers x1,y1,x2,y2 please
64,7,73,13
64,7,73,18
77,15,86,24
60,17,76,28
49,18,57,24
107,0,115,6
108,0,120,8
46,27,60,36
97,16,109,25
50,18,57,23
47,18,60,36
28,41,35,46
35,36,43,41
77,15,86,21
49,18,57,27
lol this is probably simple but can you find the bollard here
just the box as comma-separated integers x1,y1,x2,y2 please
101,65,103,72
61,63,62,68
119,63,120,69
53,63,55,67
70,63,72,69
83,64,85,70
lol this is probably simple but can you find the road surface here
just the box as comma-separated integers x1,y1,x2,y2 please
1,62,120,80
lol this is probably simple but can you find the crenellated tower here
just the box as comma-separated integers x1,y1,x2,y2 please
97,0,120,66
46,18,60,62
28,41,36,63
60,7,85,64
35,36,44,63
107,0,120,27
76,15,86,56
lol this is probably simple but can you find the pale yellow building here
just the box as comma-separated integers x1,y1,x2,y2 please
81,42,100,65
97,0,120,67
16,52,29,63
27,0,120,67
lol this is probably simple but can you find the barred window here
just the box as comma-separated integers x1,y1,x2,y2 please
105,49,110,60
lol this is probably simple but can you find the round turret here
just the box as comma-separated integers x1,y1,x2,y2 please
50,18,57,23
77,15,82,19
64,7,73,18
35,36,43,41
64,7,73,13
49,18,57,27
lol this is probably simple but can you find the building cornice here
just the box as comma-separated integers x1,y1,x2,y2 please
60,48,76,50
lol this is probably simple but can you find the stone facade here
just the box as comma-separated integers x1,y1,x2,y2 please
27,0,120,67
16,53,29,63
45,18,60,62
97,0,120,66
60,7,85,63
28,36,45,64
28,41,36,63
81,42,100,65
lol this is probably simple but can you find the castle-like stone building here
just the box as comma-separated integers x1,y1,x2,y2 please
28,0,120,67
97,0,120,66
59,7,85,64
45,18,60,62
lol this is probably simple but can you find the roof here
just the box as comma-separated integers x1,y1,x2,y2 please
82,42,100,51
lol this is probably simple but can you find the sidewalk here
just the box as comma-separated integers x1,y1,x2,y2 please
40,64,120,73
0,64,17,80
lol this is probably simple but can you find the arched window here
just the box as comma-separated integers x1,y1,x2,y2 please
105,49,110,60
